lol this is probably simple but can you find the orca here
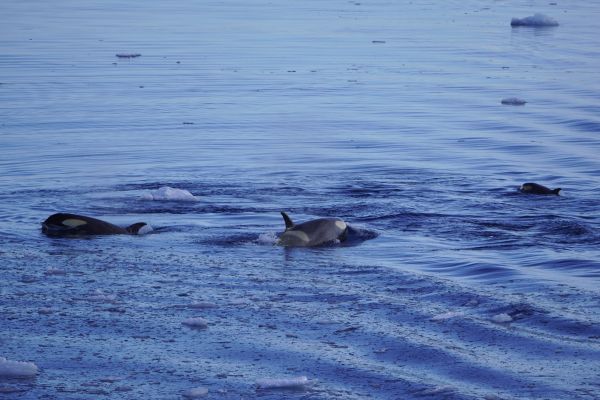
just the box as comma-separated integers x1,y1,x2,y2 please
42,213,151,236
277,211,348,247
519,183,561,195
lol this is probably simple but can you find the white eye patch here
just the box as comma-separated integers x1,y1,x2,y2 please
62,219,87,228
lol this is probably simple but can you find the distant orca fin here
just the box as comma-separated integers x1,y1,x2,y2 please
126,222,148,234
552,188,561,195
281,211,294,230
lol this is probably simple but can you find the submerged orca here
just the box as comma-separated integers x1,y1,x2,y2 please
519,182,561,195
42,213,151,236
277,211,348,247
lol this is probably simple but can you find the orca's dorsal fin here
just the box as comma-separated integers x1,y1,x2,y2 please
552,188,561,195
281,211,294,230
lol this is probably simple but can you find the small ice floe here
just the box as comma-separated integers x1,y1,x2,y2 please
182,387,208,398
0,357,38,378
373,347,388,354
181,317,208,329
501,97,527,106
44,268,66,276
115,53,141,58
511,13,559,27
414,385,456,396
20,275,38,283
492,313,513,323
188,302,217,310
86,289,117,303
140,186,199,202
256,376,311,390
38,307,55,315
430,311,464,322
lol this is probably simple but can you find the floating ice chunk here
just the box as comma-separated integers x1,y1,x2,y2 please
182,387,209,398
188,302,217,309
501,97,527,106
86,289,117,303
44,268,66,276
431,311,464,321
511,13,559,27
182,317,208,329
116,53,141,58
256,376,310,389
492,313,513,323
0,357,38,378
141,186,199,202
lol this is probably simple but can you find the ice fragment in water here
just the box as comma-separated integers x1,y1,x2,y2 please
511,13,558,27
430,311,464,321
501,97,527,106
182,317,208,329
182,387,209,398
256,376,310,389
140,186,199,201
492,313,513,323
0,357,38,378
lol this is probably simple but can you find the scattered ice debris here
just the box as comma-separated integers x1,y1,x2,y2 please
188,301,217,309
20,275,38,283
182,387,209,398
115,53,141,58
182,317,208,329
98,376,122,383
501,97,527,106
85,289,117,303
430,311,464,321
511,13,559,27
413,385,456,396
256,376,310,390
373,347,388,354
0,357,38,378
334,325,359,334
492,313,513,323
140,186,199,201
44,268,66,276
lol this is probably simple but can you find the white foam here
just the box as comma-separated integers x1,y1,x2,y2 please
182,387,209,398
501,97,527,106
511,13,559,27
492,313,513,323
137,224,154,235
0,357,38,378
256,376,310,389
257,231,278,245
141,186,199,202
430,311,464,321
182,317,208,329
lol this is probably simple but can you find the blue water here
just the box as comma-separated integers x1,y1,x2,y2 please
1,0,599,399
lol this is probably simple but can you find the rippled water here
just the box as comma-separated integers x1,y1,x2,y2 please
1,0,599,399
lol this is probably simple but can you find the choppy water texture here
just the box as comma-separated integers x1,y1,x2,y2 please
1,1,600,399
